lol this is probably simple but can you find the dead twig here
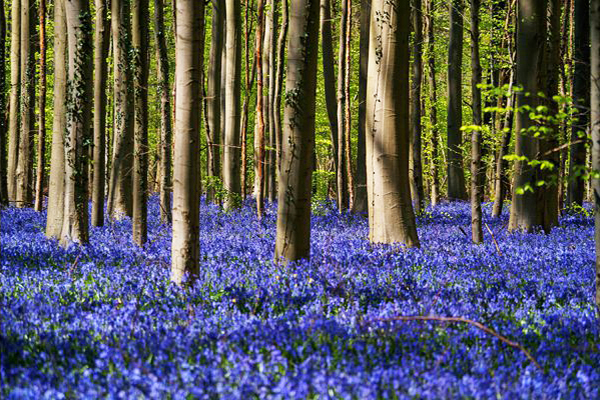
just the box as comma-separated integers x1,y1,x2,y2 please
485,223,503,256
373,315,543,372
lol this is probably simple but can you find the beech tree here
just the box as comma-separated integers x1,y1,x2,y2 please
61,0,93,246
275,0,320,261
366,0,419,247
34,0,47,212
470,0,483,243
171,0,204,285
424,0,439,206
0,0,6,207
410,0,424,214
590,0,599,307
7,0,20,203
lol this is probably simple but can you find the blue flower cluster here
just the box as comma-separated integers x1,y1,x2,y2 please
1,198,598,399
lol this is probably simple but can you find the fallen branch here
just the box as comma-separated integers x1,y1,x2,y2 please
485,223,503,256
373,315,543,372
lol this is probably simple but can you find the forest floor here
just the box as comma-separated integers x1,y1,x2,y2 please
1,198,599,398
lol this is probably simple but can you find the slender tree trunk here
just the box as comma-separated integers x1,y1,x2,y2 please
16,0,35,208
61,0,93,246
336,0,349,211
0,0,6,207
171,0,204,286
240,0,253,199
557,0,572,213
107,0,134,219
425,0,439,206
91,0,110,227
366,0,419,246
34,0,46,211
410,0,424,213
267,0,278,202
7,0,20,203
447,0,467,200
508,0,547,232
566,0,590,208
590,0,600,307
344,0,354,210
46,0,67,238
275,0,319,262
255,0,265,217
353,0,369,213
154,0,172,222
273,0,288,179
206,0,224,203
470,0,483,243
320,0,339,197
223,0,242,209
132,0,149,245
262,0,272,202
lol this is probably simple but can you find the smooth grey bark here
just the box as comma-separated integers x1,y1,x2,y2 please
16,0,35,208
223,0,242,210
92,0,110,227
34,0,47,212
171,0,204,286
508,0,547,232
0,0,6,207
154,0,172,222
590,0,600,307
343,0,354,210
46,0,67,238
273,0,288,180
366,0,419,246
7,0,20,203
447,0,467,200
61,0,93,246
206,0,224,203
410,0,424,214
424,0,439,206
353,0,370,213
255,0,266,217
132,0,149,245
107,0,134,219
336,0,349,211
266,0,278,202
566,0,590,208
470,0,483,243
275,0,319,262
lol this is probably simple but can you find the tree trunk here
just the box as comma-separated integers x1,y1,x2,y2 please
366,0,419,246
275,0,320,262
508,0,547,232
16,0,35,208
154,0,172,222
91,0,110,227
344,0,354,210
273,0,288,182
410,0,424,213
132,0,149,245
424,0,439,206
206,0,224,203
590,0,600,307
171,0,204,286
223,0,242,209
447,0,467,200
34,0,46,212
107,0,134,219
46,0,67,238
255,0,265,217
353,0,369,213
7,0,20,203
470,0,483,243
0,0,6,207
566,0,590,208
61,0,93,246
267,0,278,202
336,0,349,211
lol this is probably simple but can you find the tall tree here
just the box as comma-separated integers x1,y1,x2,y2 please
154,0,172,222
447,0,467,200
273,0,288,183
508,0,548,232
410,0,424,213
132,0,149,245
470,0,483,243
343,0,354,210
16,0,35,207
7,0,20,203
91,0,110,227
61,0,93,245
336,0,349,211
206,0,224,203
255,0,265,217
275,0,320,261
171,0,204,286
223,0,242,210
0,0,6,207
46,0,67,238
424,0,439,206
266,0,278,202
366,0,419,246
353,0,370,213
590,0,600,307
34,0,47,212
107,0,134,219
566,0,590,208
